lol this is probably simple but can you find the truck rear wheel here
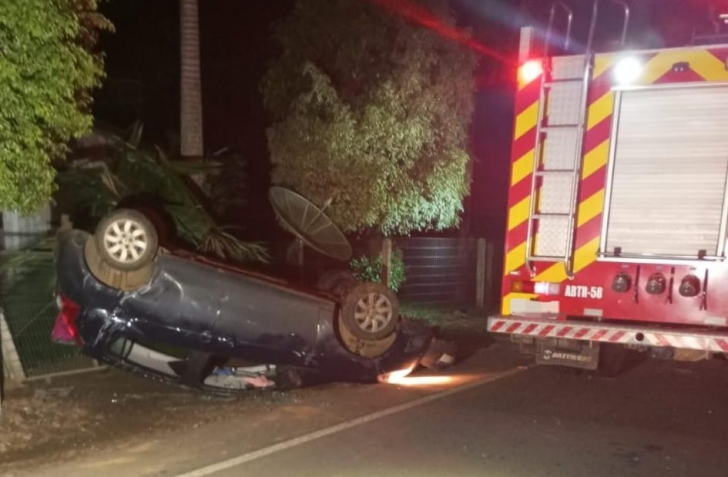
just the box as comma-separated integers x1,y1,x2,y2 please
551,344,630,378
595,343,630,378
553,366,586,376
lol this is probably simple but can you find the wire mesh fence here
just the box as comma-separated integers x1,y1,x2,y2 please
1,248,95,379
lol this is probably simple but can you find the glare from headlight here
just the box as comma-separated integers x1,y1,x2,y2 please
379,364,453,386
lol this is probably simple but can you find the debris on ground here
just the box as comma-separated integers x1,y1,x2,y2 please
0,392,94,455
203,366,276,390
419,339,458,370
33,387,75,399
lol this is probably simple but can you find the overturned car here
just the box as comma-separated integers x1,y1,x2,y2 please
53,189,448,392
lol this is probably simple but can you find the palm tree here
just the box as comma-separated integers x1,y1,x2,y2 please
179,0,203,159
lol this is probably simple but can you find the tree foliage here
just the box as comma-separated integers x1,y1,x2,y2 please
263,0,478,235
0,0,111,213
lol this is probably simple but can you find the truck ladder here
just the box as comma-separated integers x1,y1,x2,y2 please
525,0,630,279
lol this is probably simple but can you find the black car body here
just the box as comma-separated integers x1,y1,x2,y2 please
54,230,437,391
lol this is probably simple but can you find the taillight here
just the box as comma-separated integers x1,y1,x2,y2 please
645,273,666,295
511,280,560,295
612,272,631,293
511,280,534,293
52,295,81,345
679,274,701,297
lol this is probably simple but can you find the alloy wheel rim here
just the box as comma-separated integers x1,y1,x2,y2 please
354,292,393,333
103,219,148,263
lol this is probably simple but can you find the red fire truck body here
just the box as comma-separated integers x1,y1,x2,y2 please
487,2,728,370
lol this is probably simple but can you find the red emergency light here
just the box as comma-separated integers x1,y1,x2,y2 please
519,60,543,84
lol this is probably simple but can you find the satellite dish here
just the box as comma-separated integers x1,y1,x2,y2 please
269,187,352,261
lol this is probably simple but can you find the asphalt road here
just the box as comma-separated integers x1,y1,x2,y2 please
9,345,728,477
186,354,728,477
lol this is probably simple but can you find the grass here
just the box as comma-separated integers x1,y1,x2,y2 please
400,302,477,325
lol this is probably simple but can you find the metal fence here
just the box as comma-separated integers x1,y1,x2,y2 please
395,237,476,306
396,237,501,309
280,236,503,310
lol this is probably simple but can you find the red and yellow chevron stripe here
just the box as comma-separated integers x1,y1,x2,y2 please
502,46,728,316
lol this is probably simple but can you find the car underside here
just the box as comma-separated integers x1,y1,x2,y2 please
53,209,449,393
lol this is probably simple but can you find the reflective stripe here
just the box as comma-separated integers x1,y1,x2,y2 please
488,316,728,352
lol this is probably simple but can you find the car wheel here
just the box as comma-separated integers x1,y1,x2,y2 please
126,205,173,248
317,269,357,297
94,209,159,271
341,283,400,341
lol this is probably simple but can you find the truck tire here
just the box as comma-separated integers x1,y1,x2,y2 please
551,344,630,378
596,343,630,378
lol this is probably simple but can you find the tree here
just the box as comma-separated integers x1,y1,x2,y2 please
179,0,203,159
263,0,478,236
0,0,110,213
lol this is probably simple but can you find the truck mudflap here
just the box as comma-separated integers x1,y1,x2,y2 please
488,316,728,353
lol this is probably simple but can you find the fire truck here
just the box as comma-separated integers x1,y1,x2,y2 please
487,0,728,374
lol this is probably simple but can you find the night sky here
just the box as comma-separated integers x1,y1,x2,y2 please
93,0,722,241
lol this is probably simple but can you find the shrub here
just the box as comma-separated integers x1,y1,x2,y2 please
350,249,406,292
0,0,111,212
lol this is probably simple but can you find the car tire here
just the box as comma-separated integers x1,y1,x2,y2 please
341,282,400,341
126,205,173,249
84,236,155,291
317,269,357,297
94,209,159,272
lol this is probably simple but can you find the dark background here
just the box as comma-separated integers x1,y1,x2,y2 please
92,0,722,242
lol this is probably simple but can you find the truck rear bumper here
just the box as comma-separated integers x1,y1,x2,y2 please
488,315,728,353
